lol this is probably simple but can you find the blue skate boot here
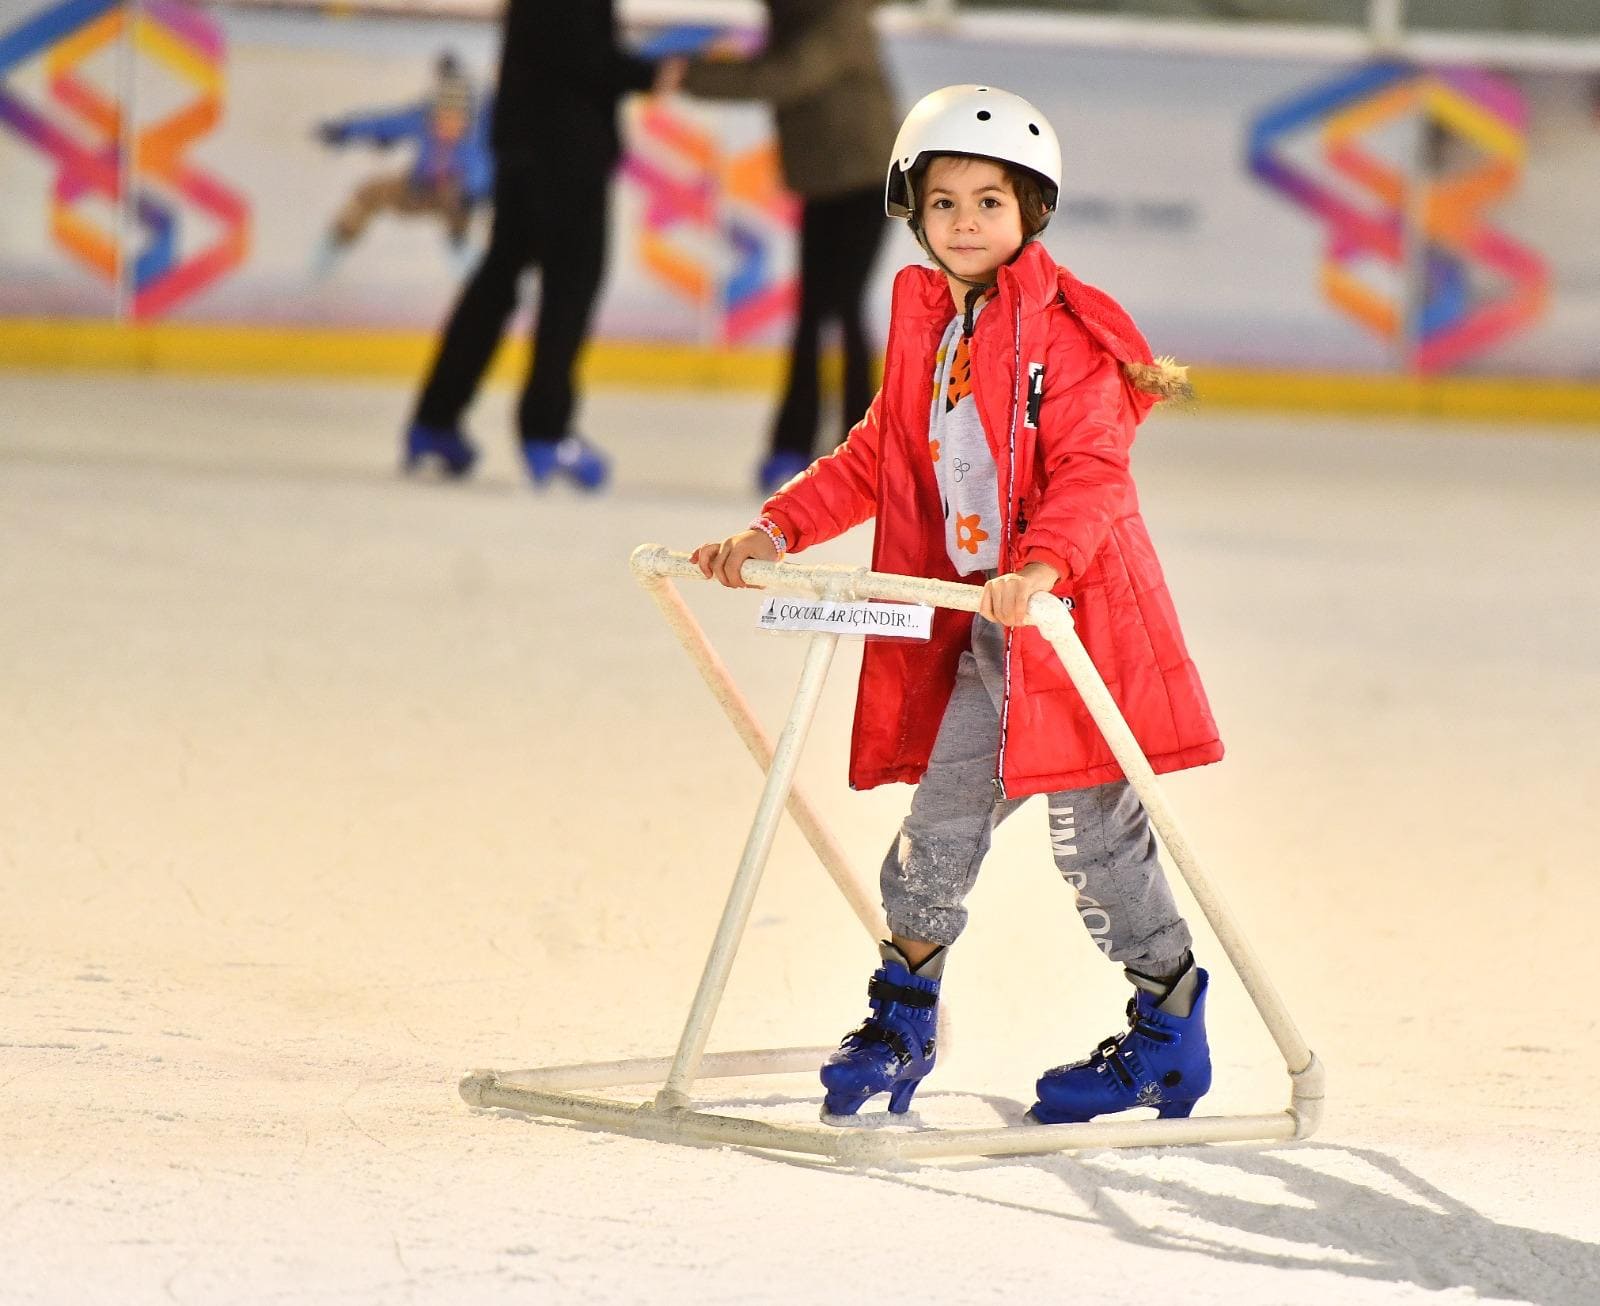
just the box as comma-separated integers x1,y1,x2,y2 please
757,449,811,495
523,435,610,491
820,944,942,1120
403,423,477,478
1030,959,1211,1124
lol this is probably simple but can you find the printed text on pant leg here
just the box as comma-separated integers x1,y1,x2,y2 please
1049,800,1113,955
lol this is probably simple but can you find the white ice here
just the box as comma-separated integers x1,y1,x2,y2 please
0,371,1597,1304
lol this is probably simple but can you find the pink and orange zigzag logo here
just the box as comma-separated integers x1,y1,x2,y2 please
1250,62,1546,374
621,24,799,346
622,98,799,347
0,0,249,318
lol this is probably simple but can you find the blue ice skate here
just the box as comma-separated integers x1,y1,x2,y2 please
1030,965,1211,1124
757,450,811,495
523,435,610,491
820,948,940,1119
403,423,478,478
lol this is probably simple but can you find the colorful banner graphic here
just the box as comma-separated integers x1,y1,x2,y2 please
0,0,249,318
6,13,1597,376
622,25,798,347
1249,61,1548,374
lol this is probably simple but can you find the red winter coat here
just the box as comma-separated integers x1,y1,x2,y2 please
762,240,1223,798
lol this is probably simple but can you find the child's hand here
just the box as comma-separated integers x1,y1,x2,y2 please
979,562,1060,627
692,529,778,589
654,56,687,97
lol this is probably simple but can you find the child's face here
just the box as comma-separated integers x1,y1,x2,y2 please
919,156,1025,285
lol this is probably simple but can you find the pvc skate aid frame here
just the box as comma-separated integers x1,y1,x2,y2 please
460,546,1324,1163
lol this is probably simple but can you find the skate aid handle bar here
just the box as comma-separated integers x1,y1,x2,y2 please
629,545,1074,633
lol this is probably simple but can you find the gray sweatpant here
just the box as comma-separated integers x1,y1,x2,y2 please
880,615,1193,974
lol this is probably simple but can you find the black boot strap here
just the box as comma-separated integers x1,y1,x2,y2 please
1130,1016,1176,1044
1093,1036,1138,1089
868,976,938,1009
843,1019,915,1066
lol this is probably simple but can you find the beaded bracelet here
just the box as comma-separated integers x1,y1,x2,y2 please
748,515,789,558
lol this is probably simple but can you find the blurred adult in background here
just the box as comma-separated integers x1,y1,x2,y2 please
680,0,897,494
315,52,492,273
404,1,676,489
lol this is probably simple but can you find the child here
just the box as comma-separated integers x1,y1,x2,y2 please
692,86,1223,1125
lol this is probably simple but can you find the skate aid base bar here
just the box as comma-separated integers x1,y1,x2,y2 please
458,545,1325,1165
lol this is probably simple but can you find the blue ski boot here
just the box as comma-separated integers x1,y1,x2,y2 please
403,423,477,478
1030,961,1211,1124
523,435,610,491
820,944,941,1120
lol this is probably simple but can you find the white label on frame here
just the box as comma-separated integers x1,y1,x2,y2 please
756,598,934,641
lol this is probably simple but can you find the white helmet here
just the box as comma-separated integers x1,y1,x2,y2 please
885,85,1061,223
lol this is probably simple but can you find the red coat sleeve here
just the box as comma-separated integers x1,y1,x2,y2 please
1016,327,1135,583
761,389,884,553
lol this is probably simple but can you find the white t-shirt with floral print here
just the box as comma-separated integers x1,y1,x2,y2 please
928,307,1001,576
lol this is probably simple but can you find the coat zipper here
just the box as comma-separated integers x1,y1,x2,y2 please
994,291,1023,801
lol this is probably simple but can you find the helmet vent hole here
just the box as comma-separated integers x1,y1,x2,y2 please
976,110,991,121
1028,123,1041,135
977,86,989,92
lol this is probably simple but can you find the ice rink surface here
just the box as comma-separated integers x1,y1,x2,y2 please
1,371,1597,1304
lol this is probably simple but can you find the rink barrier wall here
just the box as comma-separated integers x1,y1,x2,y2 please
4,318,1600,424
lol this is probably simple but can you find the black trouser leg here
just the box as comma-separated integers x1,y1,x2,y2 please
768,199,828,459
516,176,609,443
412,168,541,430
769,187,888,457
829,189,889,440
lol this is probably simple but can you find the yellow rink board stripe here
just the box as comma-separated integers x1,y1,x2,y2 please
2,318,1598,424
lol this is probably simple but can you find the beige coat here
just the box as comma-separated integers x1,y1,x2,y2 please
683,0,897,200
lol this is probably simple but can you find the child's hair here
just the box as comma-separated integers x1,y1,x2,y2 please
910,153,1052,239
